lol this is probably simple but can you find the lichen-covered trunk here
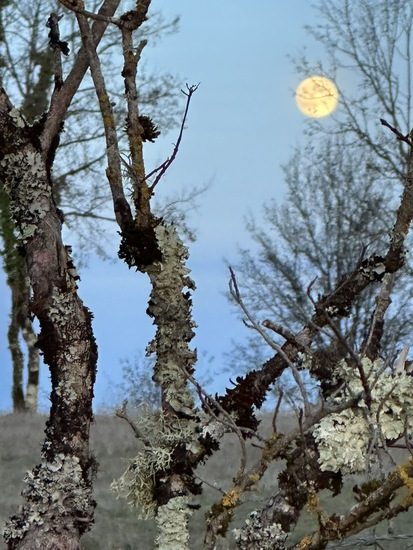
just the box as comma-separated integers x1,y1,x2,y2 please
144,223,200,549
1,92,97,549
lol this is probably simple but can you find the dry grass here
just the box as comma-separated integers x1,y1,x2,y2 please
1,412,413,549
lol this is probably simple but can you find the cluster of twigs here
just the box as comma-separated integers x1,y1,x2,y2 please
14,1,413,547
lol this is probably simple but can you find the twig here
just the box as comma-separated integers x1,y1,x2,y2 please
42,0,122,152
291,365,312,418
75,11,132,229
403,418,413,458
59,0,121,26
178,362,252,480
230,266,312,415
147,84,200,191
46,12,69,90
115,400,144,440
380,118,413,146
307,284,373,409
194,473,225,495
362,273,394,360
63,211,116,222
272,390,284,433
393,345,409,373
263,319,313,355
229,267,293,364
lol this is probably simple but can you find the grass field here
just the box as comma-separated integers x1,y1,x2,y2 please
1,412,413,549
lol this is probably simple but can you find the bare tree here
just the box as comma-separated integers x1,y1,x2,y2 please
2,1,413,549
230,0,413,383
231,137,413,379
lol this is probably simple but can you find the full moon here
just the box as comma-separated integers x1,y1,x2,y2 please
295,76,338,118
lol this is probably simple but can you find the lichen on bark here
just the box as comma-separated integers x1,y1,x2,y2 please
4,454,93,547
114,222,202,540
155,496,192,550
1,91,97,549
145,223,198,417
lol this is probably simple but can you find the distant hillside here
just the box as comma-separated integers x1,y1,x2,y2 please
1,413,413,549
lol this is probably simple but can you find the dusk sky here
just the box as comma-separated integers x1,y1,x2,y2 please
0,1,338,411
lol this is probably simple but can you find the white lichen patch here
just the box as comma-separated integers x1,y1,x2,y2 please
3,453,92,544
313,357,413,473
200,410,239,442
155,496,192,550
0,149,50,242
201,418,227,441
233,511,288,549
49,287,77,330
8,107,26,128
313,408,370,474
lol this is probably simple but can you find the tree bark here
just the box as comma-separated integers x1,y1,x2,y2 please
0,90,97,549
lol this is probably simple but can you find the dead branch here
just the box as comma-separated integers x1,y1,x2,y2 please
362,273,394,360
59,0,121,26
272,390,284,433
41,0,122,152
146,83,200,191
115,400,145,440
204,396,360,549
46,12,69,90
293,457,413,549
74,11,132,229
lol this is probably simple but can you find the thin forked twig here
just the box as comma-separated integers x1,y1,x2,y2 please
115,400,145,440
177,361,256,481
272,389,284,433
263,319,313,356
147,83,200,191
362,272,394,360
229,266,312,416
194,473,226,495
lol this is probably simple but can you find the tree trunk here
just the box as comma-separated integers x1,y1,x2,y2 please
1,90,97,549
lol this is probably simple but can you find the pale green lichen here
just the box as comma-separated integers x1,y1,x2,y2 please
200,411,239,441
155,496,192,550
313,408,370,473
8,107,26,128
49,287,77,329
144,223,197,418
314,357,413,473
0,150,49,242
233,511,288,549
111,411,199,518
3,453,92,544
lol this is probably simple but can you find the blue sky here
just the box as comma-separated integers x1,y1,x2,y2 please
0,1,333,411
